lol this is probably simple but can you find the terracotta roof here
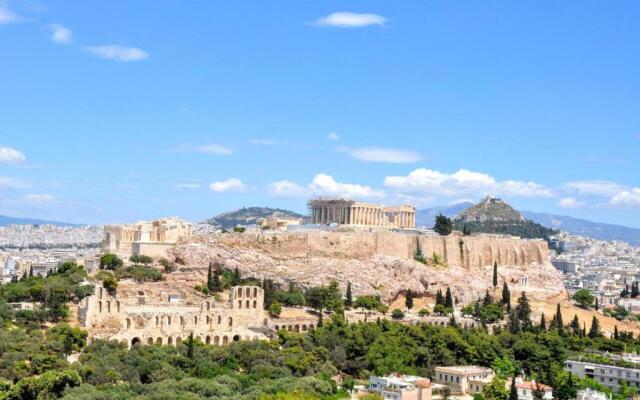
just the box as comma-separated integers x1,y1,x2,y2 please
517,382,552,391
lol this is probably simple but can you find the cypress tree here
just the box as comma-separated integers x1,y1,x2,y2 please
207,263,214,292
508,309,520,334
502,282,511,310
187,332,194,359
212,272,222,293
516,292,532,331
436,289,444,306
588,316,601,338
232,267,241,285
406,289,414,310
445,287,453,309
509,377,518,400
317,312,323,328
595,297,599,310
483,290,492,306
493,262,498,288
614,325,619,340
539,313,547,332
345,282,353,309
570,314,581,335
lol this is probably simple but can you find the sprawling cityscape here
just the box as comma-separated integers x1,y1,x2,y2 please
1,1,639,399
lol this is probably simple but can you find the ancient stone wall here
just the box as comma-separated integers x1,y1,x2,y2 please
205,230,548,269
79,283,275,347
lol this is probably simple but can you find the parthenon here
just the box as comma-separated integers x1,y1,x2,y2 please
308,198,416,228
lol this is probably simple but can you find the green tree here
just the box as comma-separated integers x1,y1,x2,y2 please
434,213,453,236
483,376,508,400
405,289,414,310
391,309,405,319
445,287,453,309
516,292,532,331
509,377,518,400
588,316,601,338
493,262,498,288
502,282,511,311
572,289,594,308
539,313,546,332
345,282,353,309
436,289,444,306
99,253,123,270
570,314,581,335
269,301,282,317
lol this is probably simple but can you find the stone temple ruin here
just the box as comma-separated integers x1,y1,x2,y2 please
78,283,315,347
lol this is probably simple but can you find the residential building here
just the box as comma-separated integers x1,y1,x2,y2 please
369,374,432,400
566,359,640,390
433,366,494,394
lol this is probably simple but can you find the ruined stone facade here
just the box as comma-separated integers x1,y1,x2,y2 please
308,198,416,228
101,217,192,259
79,284,276,347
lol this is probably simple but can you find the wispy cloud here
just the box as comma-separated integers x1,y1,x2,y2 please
176,144,234,155
563,180,626,197
209,178,247,193
312,12,387,28
0,176,26,190
84,45,148,62
174,183,203,190
48,23,73,44
249,139,281,145
339,146,422,164
24,193,55,204
0,147,26,164
610,188,640,207
327,132,340,141
384,168,554,198
0,2,21,24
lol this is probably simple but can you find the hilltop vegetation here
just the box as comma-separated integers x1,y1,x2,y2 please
204,207,306,228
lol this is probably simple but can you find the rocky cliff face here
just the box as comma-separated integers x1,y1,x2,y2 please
169,230,564,304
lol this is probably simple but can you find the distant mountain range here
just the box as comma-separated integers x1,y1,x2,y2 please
417,201,640,246
204,207,306,228
0,214,80,227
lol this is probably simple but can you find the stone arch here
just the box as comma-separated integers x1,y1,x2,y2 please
308,324,314,330
246,300,250,308
176,336,182,345
147,337,153,345
126,318,131,329
245,287,251,297
131,337,141,346
302,325,307,332
99,287,103,299
228,317,233,327
206,316,210,324
263,318,268,326
214,336,220,346
206,301,211,310
217,315,222,324
156,337,162,345
287,325,293,332
295,325,300,333
194,316,198,325
116,301,120,312
222,336,229,345
106,301,111,313
238,300,242,308
237,288,243,297
253,287,258,297
167,316,172,325
253,300,257,309
275,325,279,331
233,334,241,342
155,316,159,326
180,316,184,325
206,335,211,344
167,337,173,345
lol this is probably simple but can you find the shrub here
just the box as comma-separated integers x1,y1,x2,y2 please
391,309,405,320
418,308,430,317
269,301,282,318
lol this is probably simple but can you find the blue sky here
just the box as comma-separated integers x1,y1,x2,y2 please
0,1,639,226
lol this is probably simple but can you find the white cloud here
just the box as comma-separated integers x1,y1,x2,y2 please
268,180,307,198
174,183,203,190
557,197,585,208
563,180,626,197
48,24,73,44
84,45,148,62
176,144,234,155
340,146,422,164
209,178,247,193
24,194,55,203
610,188,640,207
249,139,279,145
313,12,387,28
0,147,26,164
327,132,339,141
270,173,382,200
0,3,21,24
384,168,553,198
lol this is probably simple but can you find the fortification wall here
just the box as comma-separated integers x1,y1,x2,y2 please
207,230,548,269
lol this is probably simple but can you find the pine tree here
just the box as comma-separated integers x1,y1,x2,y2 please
483,290,492,306
614,325,619,340
552,303,564,333
445,287,453,309
509,377,518,400
508,309,520,334
502,282,511,310
406,289,414,310
539,313,547,332
493,262,498,288
436,289,444,306
345,282,353,309
588,316,601,338
516,292,532,331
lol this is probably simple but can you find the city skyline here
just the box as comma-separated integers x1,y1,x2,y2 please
1,1,639,226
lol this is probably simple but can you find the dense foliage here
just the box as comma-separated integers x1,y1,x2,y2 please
452,220,556,240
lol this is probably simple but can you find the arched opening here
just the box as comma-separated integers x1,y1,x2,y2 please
245,287,250,297
222,336,229,345
167,337,173,345
147,337,153,345
167,316,171,325
131,337,141,346
287,325,293,332
180,316,184,325
309,324,314,330
302,325,307,332
116,301,120,312
206,316,210,324
176,336,182,345
246,300,250,308
156,337,162,345
238,300,242,308
214,336,220,346
99,287,103,299
98,301,102,313
126,318,131,329
228,317,233,327
253,300,257,309
253,287,257,297
194,316,198,325
295,325,300,333
233,335,241,342
155,316,159,326
206,336,211,344
206,301,210,310
275,325,279,331
237,288,243,297
263,318,269,326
